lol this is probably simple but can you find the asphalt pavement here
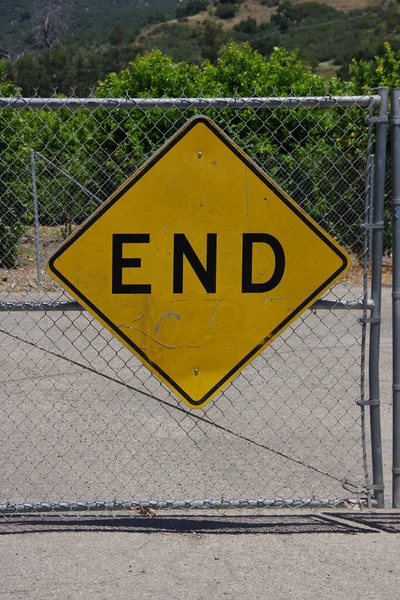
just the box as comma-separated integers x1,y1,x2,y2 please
1,510,400,599
0,284,398,599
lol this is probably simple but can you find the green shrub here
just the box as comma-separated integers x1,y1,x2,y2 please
2,42,396,266
176,0,209,19
0,64,31,268
93,45,370,254
234,18,258,35
215,4,238,19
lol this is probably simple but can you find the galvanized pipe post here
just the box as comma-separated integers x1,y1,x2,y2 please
30,149,42,282
368,87,388,508
391,88,400,507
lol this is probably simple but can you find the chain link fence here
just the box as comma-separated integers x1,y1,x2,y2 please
0,91,387,514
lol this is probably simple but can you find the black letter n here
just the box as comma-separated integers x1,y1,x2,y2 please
173,234,217,293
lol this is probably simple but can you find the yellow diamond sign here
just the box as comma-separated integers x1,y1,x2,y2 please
47,116,350,409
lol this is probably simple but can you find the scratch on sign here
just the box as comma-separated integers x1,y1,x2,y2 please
154,311,181,333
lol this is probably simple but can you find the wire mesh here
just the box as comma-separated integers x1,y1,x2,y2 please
0,92,384,513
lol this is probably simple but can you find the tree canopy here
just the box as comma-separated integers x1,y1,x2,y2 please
0,42,396,267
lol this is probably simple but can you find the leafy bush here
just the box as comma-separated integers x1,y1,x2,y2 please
215,4,238,19
176,0,209,19
0,63,31,268
234,18,258,35
1,42,398,268
93,44,369,253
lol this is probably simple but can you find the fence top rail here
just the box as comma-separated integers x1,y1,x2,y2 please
0,95,381,110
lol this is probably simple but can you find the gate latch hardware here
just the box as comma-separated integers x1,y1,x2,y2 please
366,115,388,124
364,483,385,492
360,221,384,230
358,316,381,324
357,399,380,407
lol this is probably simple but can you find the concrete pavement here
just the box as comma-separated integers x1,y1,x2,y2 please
1,511,400,599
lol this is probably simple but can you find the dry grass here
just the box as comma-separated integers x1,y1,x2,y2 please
141,0,381,39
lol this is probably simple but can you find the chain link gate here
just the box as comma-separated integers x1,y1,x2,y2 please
0,90,387,515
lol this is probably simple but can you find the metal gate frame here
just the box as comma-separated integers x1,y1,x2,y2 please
0,91,388,513
391,88,400,508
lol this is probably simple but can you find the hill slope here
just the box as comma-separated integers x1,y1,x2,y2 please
2,0,398,96
0,0,178,55
137,0,399,68
0,0,385,56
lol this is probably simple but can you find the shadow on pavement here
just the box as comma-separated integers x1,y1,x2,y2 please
0,513,380,536
334,512,400,533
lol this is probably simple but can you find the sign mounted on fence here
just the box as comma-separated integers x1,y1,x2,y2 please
47,115,350,409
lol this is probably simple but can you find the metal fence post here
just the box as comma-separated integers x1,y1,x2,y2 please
391,88,400,508
30,149,42,282
368,87,388,508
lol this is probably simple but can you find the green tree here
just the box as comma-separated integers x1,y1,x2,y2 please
350,41,400,90
0,64,31,267
2,41,387,267
176,0,209,19
201,21,227,63
234,18,258,35
109,25,125,46
14,54,49,95
271,0,298,32
215,4,239,19
88,44,364,252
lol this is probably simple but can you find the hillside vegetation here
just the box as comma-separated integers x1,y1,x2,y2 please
0,1,381,53
1,40,398,269
1,0,399,95
0,0,178,55
139,0,400,69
